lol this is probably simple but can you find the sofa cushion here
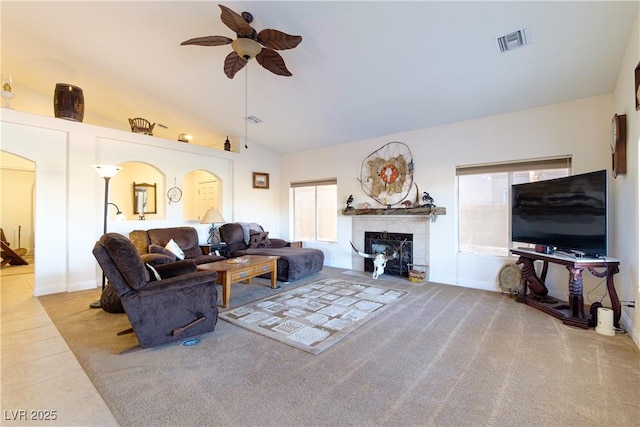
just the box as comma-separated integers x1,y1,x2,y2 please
140,253,176,265
249,230,272,248
269,238,288,248
219,223,248,254
145,263,162,281
129,230,151,255
99,233,150,290
149,244,177,260
165,239,186,260
239,222,263,244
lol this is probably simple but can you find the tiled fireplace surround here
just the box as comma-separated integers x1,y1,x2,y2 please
350,216,430,275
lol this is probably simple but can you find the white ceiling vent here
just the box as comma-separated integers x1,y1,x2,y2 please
496,28,529,53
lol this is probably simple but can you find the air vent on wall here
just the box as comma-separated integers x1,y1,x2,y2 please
496,28,529,53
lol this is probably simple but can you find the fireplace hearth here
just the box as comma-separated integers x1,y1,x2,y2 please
364,231,413,277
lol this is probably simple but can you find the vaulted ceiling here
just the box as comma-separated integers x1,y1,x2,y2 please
2,1,637,154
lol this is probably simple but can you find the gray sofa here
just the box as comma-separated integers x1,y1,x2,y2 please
219,222,324,282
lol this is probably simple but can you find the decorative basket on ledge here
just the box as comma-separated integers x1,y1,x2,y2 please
407,264,428,283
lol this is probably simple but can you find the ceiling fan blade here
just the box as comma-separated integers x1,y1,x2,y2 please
255,49,292,77
219,4,253,37
180,35,232,46
257,29,302,50
224,51,248,79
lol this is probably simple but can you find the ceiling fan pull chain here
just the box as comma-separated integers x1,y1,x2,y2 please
244,66,249,149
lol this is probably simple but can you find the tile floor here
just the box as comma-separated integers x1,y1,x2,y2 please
1,272,118,426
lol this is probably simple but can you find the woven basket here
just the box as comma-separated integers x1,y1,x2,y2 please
407,264,428,283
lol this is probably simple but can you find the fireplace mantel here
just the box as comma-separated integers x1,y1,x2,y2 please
342,207,446,216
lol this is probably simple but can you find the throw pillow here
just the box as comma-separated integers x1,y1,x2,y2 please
164,239,185,260
249,230,272,248
145,263,162,281
148,244,177,261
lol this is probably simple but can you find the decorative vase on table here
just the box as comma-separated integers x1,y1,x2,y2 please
53,83,84,122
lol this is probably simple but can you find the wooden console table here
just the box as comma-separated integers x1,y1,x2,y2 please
510,249,620,329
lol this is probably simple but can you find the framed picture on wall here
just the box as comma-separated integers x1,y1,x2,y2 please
253,172,269,189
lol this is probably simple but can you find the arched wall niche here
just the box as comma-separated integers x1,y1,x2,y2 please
110,161,164,220
183,169,223,221
0,151,35,254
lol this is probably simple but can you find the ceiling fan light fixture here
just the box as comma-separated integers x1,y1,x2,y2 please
232,38,262,59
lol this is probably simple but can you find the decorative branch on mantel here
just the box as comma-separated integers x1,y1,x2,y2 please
341,207,446,216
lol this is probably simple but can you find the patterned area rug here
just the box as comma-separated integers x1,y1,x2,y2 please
219,277,409,354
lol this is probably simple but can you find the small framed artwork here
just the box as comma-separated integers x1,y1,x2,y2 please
253,172,269,189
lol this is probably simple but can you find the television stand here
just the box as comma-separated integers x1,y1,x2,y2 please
510,249,620,329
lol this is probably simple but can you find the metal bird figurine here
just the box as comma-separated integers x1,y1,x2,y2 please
346,194,354,210
421,192,435,208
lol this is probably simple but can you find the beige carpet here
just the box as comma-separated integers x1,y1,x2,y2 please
39,267,640,427
220,277,409,354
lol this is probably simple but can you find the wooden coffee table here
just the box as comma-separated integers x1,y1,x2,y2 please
197,255,280,308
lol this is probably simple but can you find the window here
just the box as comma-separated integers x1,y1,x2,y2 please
457,157,571,256
290,179,337,242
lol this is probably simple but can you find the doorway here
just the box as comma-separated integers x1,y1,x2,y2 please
183,170,221,220
0,151,35,267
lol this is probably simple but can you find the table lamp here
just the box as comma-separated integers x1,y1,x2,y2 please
201,208,225,244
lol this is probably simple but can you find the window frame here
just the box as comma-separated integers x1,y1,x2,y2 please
456,156,572,256
290,178,338,243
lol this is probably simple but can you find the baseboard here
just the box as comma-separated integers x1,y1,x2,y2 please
68,280,98,293
34,280,97,296
33,282,68,297
620,310,638,342
451,278,497,292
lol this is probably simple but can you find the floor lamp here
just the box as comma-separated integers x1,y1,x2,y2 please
90,164,122,309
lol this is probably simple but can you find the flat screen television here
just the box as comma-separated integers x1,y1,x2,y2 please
511,169,607,257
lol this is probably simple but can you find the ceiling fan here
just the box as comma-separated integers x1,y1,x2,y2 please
181,4,302,79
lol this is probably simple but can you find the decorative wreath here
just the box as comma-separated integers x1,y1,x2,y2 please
359,142,414,206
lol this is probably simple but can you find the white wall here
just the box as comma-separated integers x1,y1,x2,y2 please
612,11,639,346
1,108,281,295
282,94,614,287
280,90,640,343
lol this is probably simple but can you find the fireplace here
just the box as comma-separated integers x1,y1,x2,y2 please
350,216,430,280
364,231,413,277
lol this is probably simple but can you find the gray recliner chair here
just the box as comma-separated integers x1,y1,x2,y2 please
92,232,219,348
